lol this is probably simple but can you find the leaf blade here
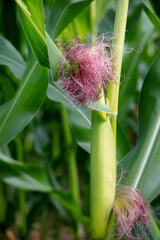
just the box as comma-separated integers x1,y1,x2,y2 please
15,0,49,67
0,36,26,79
46,0,93,38
142,2,160,37
119,52,160,202
0,152,52,191
0,58,48,148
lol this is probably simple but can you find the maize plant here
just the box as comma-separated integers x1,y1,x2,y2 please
0,0,160,239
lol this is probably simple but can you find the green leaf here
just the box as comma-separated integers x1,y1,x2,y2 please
150,215,160,239
148,0,160,18
15,0,49,67
46,0,93,38
119,11,154,119
58,0,112,40
59,7,91,40
0,36,26,79
46,32,62,81
0,152,52,191
16,0,93,71
88,101,116,115
0,151,89,224
142,1,160,37
0,57,48,148
47,83,91,153
119,52,160,202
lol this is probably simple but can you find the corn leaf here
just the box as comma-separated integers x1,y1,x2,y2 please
142,1,160,37
0,0,50,148
0,36,26,79
15,0,49,67
47,83,91,153
119,11,154,120
0,151,88,223
0,151,52,191
0,57,48,148
142,0,160,18
46,32,62,81
46,0,93,38
58,0,112,41
119,52,160,202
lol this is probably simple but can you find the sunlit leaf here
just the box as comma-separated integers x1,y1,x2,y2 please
15,0,49,67
46,32,62,81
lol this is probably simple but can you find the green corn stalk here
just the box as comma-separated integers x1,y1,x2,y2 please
90,0,129,239
60,104,80,205
90,105,116,239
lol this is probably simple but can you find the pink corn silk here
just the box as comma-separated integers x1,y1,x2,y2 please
113,186,150,240
59,37,115,106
